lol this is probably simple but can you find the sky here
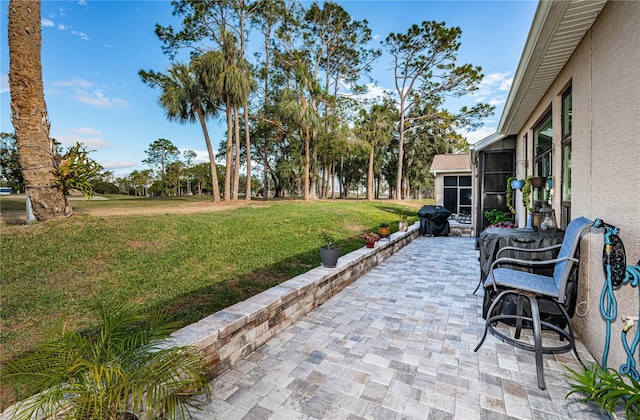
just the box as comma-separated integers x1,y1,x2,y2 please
0,0,539,178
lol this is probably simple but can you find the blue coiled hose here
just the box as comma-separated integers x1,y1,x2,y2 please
595,218,640,380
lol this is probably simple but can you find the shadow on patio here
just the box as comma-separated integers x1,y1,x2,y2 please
194,236,603,419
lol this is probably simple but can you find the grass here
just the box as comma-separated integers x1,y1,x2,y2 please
1,196,424,366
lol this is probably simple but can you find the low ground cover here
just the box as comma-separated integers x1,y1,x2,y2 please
0,195,424,410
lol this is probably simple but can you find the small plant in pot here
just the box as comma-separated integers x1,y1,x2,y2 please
506,177,517,216
398,211,409,232
4,299,211,420
484,209,515,228
361,232,380,248
319,231,340,268
378,223,390,238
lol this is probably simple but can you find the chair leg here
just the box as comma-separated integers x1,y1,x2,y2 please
556,300,584,368
474,290,509,352
473,278,482,295
515,295,525,340
528,296,546,390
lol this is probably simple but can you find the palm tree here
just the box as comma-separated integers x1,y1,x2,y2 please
8,0,69,221
356,100,397,200
139,61,222,201
5,300,210,420
200,31,255,201
276,59,320,201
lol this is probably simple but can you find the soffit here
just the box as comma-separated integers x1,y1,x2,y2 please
498,0,608,135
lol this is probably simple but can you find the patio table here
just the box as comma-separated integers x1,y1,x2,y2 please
478,227,577,327
478,227,564,281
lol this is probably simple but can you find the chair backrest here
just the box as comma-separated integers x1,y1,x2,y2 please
553,216,594,303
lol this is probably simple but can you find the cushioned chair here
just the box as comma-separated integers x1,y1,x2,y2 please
474,216,594,389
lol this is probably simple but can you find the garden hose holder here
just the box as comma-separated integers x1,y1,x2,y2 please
594,218,640,380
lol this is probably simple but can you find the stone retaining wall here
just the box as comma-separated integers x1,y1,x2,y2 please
167,224,420,376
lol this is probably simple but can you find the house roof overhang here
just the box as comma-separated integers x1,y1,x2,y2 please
469,132,507,163
475,0,608,152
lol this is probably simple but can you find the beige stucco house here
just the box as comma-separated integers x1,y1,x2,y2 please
470,0,639,372
429,154,472,217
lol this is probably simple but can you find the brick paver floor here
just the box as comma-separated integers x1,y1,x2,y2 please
193,236,604,419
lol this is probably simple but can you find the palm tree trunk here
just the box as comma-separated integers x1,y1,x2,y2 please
196,108,220,201
224,95,233,201
303,128,310,201
244,106,251,201
330,160,336,199
233,103,240,200
367,148,375,200
8,0,70,221
309,143,317,199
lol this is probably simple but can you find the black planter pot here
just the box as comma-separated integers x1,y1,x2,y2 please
320,247,340,268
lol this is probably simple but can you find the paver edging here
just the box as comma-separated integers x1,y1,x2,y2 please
169,223,421,376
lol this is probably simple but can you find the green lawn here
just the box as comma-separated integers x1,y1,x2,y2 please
1,197,425,363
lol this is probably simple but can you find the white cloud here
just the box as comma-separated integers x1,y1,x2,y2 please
481,71,513,92
101,161,136,170
55,133,111,149
73,90,129,109
345,82,392,104
78,0,88,6
71,30,90,41
57,23,68,31
73,127,103,136
0,75,9,94
488,95,507,107
52,78,94,89
41,19,55,27
461,126,497,145
49,79,129,109
472,71,513,103
178,148,215,164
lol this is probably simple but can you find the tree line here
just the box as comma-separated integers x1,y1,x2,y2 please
6,0,493,222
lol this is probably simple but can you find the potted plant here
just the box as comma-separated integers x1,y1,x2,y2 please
529,176,547,189
378,223,390,238
506,177,517,215
483,209,515,228
319,231,340,268
361,232,380,248
398,211,409,232
522,176,533,213
510,178,525,190
4,300,211,420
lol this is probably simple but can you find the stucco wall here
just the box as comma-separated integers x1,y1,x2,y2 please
516,1,640,369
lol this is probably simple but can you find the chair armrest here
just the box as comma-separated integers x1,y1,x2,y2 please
491,255,577,270
496,244,562,258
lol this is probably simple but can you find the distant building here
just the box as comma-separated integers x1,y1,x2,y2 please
429,154,472,217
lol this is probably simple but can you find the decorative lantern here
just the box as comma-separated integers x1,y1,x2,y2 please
537,208,557,236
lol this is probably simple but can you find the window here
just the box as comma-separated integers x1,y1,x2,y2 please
534,112,553,177
561,88,572,228
444,175,472,216
533,112,552,204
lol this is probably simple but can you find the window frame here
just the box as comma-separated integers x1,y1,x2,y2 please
561,87,572,228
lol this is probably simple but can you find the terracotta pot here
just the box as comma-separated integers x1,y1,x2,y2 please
378,226,391,237
530,176,547,189
365,240,377,248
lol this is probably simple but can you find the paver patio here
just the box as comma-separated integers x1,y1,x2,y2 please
193,236,604,419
